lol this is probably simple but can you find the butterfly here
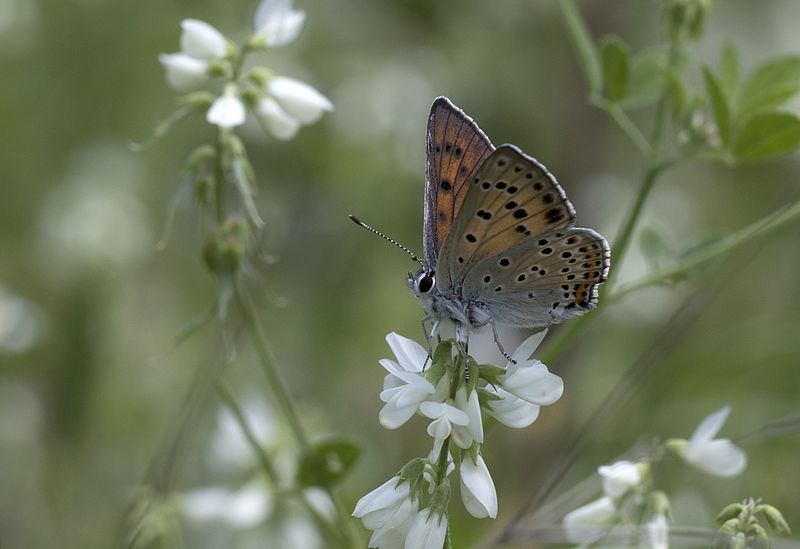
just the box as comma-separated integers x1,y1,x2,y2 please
352,97,610,358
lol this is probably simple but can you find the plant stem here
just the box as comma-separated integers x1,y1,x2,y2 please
214,128,226,224
590,95,652,156
233,283,361,547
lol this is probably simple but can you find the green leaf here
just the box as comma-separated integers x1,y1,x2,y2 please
719,42,739,100
732,112,800,163
667,69,687,122
600,36,629,102
618,46,688,110
737,56,800,117
638,227,669,271
297,438,361,487
702,66,732,147
558,0,602,95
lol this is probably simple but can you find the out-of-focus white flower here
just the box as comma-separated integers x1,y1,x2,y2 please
180,19,228,60
210,397,277,471
352,476,416,548
378,333,436,430
158,52,210,92
181,481,272,527
405,508,447,549
484,386,541,428
451,385,483,449
253,0,306,47
598,460,642,498
267,76,333,124
643,512,669,549
0,286,44,355
256,96,301,140
419,401,469,457
498,331,563,406
682,406,746,477
207,85,246,128
460,454,497,519
562,496,617,545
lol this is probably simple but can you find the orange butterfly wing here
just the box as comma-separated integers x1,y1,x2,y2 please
423,97,494,269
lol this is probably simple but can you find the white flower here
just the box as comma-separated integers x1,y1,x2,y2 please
181,481,272,527
562,496,617,545
405,508,447,549
378,333,436,430
484,386,541,428
267,76,333,124
598,460,642,498
450,385,483,449
158,53,209,92
209,398,277,471
643,513,669,549
353,476,416,549
207,85,246,128
460,454,497,519
0,286,44,355
180,19,227,60
683,406,746,477
253,0,306,47
419,401,469,456
256,97,301,140
499,332,563,406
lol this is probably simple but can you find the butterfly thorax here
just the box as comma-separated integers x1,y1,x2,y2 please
409,269,491,329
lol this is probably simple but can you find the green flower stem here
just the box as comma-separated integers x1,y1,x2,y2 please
214,128,227,224
233,283,361,547
557,0,601,95
610,196,800,301
590,95,652,156
215,380,348,546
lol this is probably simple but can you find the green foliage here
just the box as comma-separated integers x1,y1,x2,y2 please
703,66,731,146
737,56,800,117
600,36,629,102
732,112,800,163
297,438,361,488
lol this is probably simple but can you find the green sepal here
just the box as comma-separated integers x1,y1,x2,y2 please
664,438,688,457
478,363,506,386
203,215,249,275
429,478,451,518
398,457,427,496
477,387,503,407
758,504,791,535
718,517,741,535
177,91,216,110
649,491,671,518
715,503,745,527
296,437,361,488
186,144,215,171
747,523,770,545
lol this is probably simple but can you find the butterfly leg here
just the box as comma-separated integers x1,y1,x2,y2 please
491,321,515,364
454,322,471,382
421,315,440,370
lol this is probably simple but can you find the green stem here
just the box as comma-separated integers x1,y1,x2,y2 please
610,197,800,301
590,95,652,156
558,0,602,95
214,128,226,224
233,283,361,547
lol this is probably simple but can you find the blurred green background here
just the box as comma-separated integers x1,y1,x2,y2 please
1,0,799,547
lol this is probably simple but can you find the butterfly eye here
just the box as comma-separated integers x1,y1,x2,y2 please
418,274,435,293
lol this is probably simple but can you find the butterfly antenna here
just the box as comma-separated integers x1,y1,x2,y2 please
348,214,426,270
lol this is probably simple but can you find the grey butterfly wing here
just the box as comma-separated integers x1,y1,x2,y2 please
462,227,610,328
437,144,576,292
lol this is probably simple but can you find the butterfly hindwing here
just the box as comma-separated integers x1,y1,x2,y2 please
423,97,494,270
462,227,610,328
437,144,577,290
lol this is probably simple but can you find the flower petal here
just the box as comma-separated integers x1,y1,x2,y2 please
486,389,541,429
405,509,447,549
159,53,209,93
180,19,227,59
254,0,306,47
460,455,497,519
385,332,428,373
268,76,333,124
689,406,731,445
598,460,641,498
256,97,300,140
510,329,548,364
684,438,747,477
207,88,246,128
562,496,617,545
353,476,409,518
502,363,563,405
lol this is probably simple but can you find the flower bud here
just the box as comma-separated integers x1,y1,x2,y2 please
759,504,791,536
202,216,248,274
180,19,228,59
267,76,333,124
159,53,210,92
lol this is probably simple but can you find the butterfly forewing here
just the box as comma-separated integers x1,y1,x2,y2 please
462,228,610,328
438,145,577,290
423,97,494,270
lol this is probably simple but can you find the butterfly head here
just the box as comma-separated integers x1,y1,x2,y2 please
408,269,436,300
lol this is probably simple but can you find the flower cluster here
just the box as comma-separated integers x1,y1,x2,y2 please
353,331,564,548
158,0,332,139
561,407,747,547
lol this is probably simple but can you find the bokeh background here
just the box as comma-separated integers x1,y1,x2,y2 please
1,0,799,547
